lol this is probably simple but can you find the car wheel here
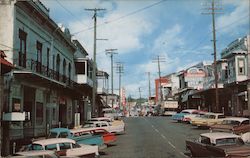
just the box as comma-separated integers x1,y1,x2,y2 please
186,148,194,157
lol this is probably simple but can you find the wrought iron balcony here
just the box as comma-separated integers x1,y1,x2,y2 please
13,58,74,87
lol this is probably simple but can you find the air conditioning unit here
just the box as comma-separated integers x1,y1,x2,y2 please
25,112,30,121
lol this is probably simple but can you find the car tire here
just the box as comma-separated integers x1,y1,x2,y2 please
186,148,194,158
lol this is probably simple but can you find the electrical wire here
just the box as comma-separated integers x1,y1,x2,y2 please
72,0,167,35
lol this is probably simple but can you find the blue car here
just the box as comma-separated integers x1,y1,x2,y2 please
49,128,106,149
171,109,197,122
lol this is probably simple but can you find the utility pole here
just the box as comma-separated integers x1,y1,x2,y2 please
146,72,151,100
106,49,118,108
152,55,166,105
85,8,106,117
247,35,250,115
202,0,222,112
116,62,124,109
138,87,142,107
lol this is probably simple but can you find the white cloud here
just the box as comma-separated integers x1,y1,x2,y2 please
216,0,249,35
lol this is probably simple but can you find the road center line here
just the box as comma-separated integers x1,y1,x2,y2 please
161,134,166,139
168,141,176,149
155,129,159,133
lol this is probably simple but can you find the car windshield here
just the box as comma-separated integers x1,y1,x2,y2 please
83,123,94,128
48,132,58,138
222,120,241,125
30,144,43,150
216,138,244,146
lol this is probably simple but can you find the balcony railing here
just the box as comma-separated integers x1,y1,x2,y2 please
14,58,73,86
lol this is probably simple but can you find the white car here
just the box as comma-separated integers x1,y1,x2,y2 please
28,138,99,157
83,121,125,134
88,117,125,127
14,150,58,157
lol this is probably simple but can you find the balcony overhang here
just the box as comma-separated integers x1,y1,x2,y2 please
13,70,67,88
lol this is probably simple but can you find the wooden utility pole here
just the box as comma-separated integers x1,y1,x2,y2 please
202,0,222,112
139,87,142,107
147,72,151,99
247,35,250,115
106,49,118,108
85,8,105,117
116,62,124,109
153,55,166,104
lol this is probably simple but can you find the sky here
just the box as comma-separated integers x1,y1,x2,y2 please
41,0,250,99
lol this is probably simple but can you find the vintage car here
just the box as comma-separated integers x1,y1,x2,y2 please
73,128,117,145
88,117,125,127
182,110,206,123
83,121,125,134
13,150,59,157
186,132,250,157
191,112,225,128
210,117,250,134
171,109,198,122
27,138,99,157
49,128,105,149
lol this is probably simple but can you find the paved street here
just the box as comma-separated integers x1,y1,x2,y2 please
101,116,209,158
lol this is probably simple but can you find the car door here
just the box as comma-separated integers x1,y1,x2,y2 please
66,143,87,156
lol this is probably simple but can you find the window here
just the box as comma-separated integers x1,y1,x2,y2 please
45,144,57,151
36,41,42,73
30,144,43,150
59,143,71,150
56,54,60,80
59,132,68,138
75,62,85,74
68,63,71,81
47,48,50,75
12,98,21,112
200,136,211,145
238,59,245,75
18,29,27,67
218,115,225,119
52,54,55,71
63,59,66,82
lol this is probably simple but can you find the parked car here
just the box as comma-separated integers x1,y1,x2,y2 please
191,112,225,128
186,132,250,157
182,110,206,123
83,121,125,134
48,128,105,149
210,117,250,134
13,150,59,158
88,117,125,127
27,138,99,157
89,128,117,145
171,109,198,122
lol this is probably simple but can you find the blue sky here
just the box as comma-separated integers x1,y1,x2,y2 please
41,0,249,98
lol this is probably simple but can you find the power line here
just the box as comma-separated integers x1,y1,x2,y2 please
72,0,166,35
55,0,89,28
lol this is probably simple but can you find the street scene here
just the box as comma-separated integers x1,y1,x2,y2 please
0,0,250,157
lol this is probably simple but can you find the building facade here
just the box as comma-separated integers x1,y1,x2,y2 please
0,1,95,155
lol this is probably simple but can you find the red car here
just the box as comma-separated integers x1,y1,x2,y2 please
91,128,117,144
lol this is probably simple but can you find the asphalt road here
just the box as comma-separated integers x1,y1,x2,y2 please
101,116,209,158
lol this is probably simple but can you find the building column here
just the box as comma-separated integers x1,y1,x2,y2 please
247,83,250,116
0,75,3,156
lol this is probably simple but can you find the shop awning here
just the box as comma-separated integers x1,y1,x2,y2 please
0,50,13,74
